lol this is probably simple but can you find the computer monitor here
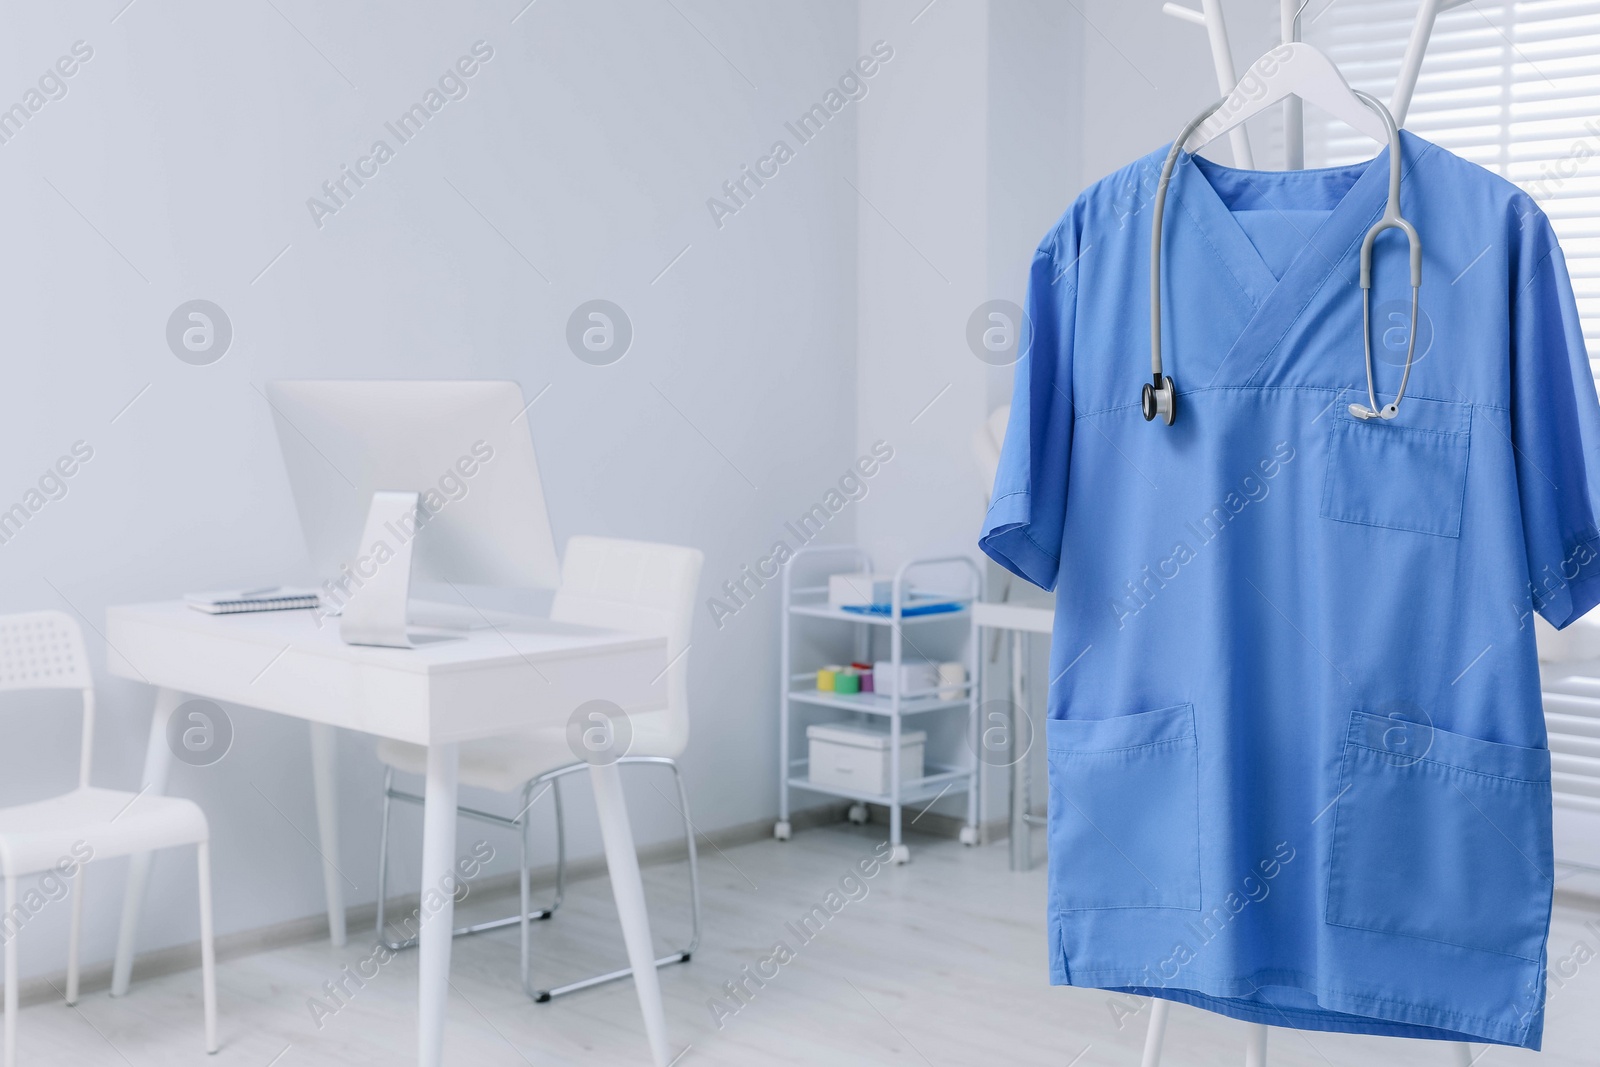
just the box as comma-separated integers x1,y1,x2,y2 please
266,380,560,644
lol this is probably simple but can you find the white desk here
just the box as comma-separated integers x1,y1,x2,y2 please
971,601,1052,872
104,601,674,1066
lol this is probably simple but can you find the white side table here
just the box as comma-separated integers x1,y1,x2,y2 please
973,601,1052,871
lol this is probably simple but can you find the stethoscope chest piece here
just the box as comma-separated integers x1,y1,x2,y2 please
1142,374,1176,425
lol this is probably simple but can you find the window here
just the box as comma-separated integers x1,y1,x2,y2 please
1290,1,1600,361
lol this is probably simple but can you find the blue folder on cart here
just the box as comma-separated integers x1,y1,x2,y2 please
839,601,963,618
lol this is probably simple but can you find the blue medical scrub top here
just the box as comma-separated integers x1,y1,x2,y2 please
980,132,1600,1049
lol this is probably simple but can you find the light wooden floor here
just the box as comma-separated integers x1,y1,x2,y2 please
10,823,1600,1066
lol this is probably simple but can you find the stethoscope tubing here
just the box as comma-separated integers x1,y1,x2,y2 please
1149,99,1228,381
1146,90,1423,426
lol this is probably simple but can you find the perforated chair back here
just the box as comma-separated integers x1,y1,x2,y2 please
0,610,92,692
0,610,96,786
549,536,703,757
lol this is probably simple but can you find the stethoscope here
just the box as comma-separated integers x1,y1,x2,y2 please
1141,90,1422,426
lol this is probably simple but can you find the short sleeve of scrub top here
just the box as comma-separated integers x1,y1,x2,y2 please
1511,212,1600,629
979,209,1079,592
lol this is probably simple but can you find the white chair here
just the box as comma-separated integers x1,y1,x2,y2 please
374,536,704,1001
0,611,216,1065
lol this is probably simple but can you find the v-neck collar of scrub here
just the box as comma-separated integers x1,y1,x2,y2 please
1166,130,1434,390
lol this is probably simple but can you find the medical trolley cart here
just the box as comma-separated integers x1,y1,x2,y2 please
774,544,982,863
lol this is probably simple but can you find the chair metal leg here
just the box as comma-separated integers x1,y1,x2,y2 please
528,756,698,1003
376,766,564,952
197,841,218,1054
669,759,701,958
65,865,83,1006
375,753,696,1003
551,772,566,911
5,876,17,1067
519,778,532,997
518,775,566,996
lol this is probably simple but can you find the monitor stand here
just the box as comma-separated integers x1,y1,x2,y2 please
340,490,428,648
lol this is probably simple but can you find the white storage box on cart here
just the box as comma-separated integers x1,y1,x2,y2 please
806,722,926,795
827,572,893,610
872,659,940,696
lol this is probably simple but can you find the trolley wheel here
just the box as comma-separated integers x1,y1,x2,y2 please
889,843,911,865
847,803,870,826
773,820,792,841
958,825,980,847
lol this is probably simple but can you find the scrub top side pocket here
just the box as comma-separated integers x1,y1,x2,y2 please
1047,704,1202,911
1325,710,1553,961
1321,396,1472,538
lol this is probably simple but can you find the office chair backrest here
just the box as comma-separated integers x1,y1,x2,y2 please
0,610,96,786
550,536,703,757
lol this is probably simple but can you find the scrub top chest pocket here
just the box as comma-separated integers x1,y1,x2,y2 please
1321,396,1472,538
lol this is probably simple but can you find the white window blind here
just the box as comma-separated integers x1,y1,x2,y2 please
1292,0,1600,362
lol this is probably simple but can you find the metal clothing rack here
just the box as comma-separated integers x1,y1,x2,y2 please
1160,0,1470,167
1139,3,1475,1066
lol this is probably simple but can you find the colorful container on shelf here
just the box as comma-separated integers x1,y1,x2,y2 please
851,661,874,693
818,663,876,695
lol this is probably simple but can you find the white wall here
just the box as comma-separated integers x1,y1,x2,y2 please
852,1,1086,823
849,0,992,827
853,0,1087,557
853,0,989,572
0,0,1303,987
986,1,1085,408
0,0,862,981
1080,0,1277,178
